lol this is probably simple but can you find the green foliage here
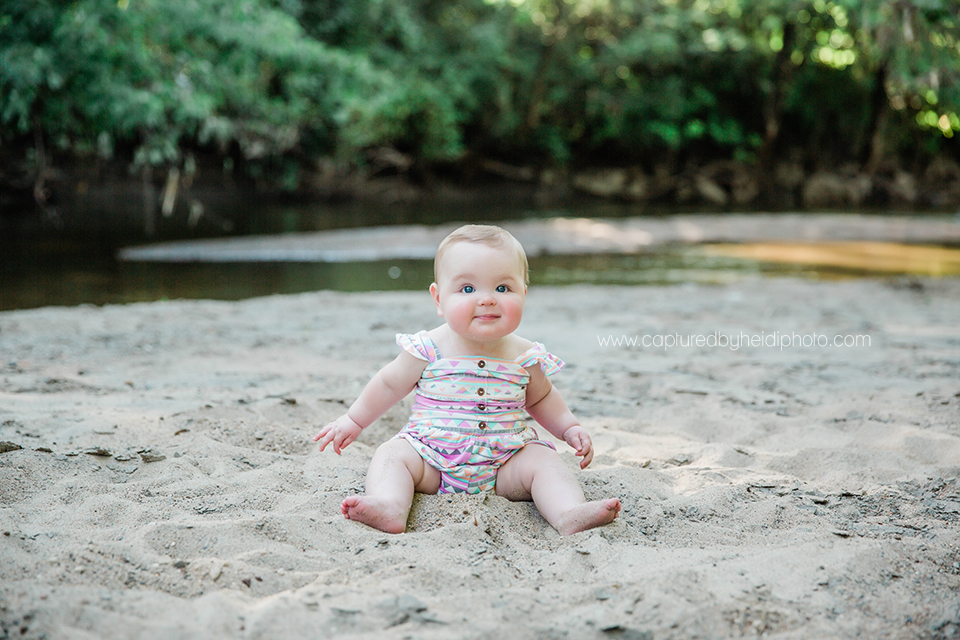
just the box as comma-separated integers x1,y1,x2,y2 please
1,0,388,173
2,0,958,191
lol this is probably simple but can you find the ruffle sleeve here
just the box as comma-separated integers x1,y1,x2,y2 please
396,331,441,363
517,343,565,376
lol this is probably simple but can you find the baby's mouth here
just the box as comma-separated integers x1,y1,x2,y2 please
474,314,500,321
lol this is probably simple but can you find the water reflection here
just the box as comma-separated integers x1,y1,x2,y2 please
0,259,432,310
5,242,955,311
702,242,960,277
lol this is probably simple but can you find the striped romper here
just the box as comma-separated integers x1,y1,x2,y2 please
395,331,562,494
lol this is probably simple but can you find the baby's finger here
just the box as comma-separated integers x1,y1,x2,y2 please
571,431,589,452
317,430,335,452
575,435,594,468
570,433,583,456
313,424,332,443
579,446,594,468
333,431,354,455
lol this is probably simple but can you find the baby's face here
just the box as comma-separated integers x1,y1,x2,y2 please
431,241,527,345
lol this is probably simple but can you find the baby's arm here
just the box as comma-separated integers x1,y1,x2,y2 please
525,369,594,469
314,351,427,455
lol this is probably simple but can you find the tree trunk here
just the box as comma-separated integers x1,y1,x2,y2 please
863,62,890,174
143,165,157,237
524,0,566,133
756,23,796,206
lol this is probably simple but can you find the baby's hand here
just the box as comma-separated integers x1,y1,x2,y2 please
313,414,363,455
562,425,594,469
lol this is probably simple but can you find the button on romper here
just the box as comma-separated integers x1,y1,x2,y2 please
395,331,563,494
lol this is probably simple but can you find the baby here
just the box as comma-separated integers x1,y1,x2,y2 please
314,224,621,536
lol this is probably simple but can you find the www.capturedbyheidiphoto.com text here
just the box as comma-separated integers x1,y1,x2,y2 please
597,332,872,351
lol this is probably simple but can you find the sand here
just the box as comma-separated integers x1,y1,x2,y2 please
2,268,960,637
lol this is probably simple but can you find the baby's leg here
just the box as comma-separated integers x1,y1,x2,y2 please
495,444,620,536
342,438,440,534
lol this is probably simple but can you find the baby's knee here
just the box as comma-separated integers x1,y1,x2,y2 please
375,437,417,460
375,437,439,491
522,441,562,463
376,437,403,453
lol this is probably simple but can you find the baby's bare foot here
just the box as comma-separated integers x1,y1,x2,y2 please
555,498,621,536
341,496,408,534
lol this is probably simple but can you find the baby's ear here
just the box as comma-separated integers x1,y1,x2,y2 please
429,282,443,316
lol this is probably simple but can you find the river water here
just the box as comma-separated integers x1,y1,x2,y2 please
2,200,958,311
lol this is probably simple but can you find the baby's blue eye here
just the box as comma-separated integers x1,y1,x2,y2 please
462,285,475,293
496,285,508,293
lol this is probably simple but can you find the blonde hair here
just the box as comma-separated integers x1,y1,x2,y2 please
434,224,529,284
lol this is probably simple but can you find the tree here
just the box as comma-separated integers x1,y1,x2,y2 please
2,0,958,209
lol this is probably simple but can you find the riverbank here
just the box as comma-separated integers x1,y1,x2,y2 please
118,212,960,262
2,275,959,638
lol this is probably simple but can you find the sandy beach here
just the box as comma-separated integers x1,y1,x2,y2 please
2,232,960,637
